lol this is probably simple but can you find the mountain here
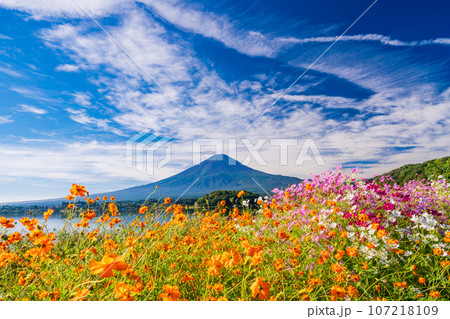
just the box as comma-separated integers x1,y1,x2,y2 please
99,154,302,201
1,154,302,206
376,155,450,185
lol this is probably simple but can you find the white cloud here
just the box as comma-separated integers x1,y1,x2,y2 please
0,115,13,124
17,104,47,114
0,33,12,39
0,0,133,19
72,92,92,108
281,34,450,47
140,0,285,57
281,94,356,108
55,64,80,72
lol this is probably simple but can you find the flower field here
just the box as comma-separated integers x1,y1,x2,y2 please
1,168,449,301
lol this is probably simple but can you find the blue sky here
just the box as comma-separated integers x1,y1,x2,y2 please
0,0,449,202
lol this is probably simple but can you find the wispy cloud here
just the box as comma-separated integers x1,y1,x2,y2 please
17,104,48,114
140,0,286,57
72,92,92,108
0,64,24,78
0,33,12,39
66,108,124,136
281,34,450,47
0,115,13,124
9,86,61,103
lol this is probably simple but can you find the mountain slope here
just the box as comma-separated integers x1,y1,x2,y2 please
377,156,450,185
99,154,302,200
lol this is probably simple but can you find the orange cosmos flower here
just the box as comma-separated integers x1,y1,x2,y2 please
347,285,359,298
7,232,22,244
108,203,118,215
410,264,420,276
250,277,271,300
309,197,316,205
316,250,329,262
43,209,54,221
83,209,96,220
429,291,440,298
277,230,289,240
88,253,128,278
358,214,369,223
158,285,182,301
418,277,426,284
305,183,313,191
335,249,345,260
212,283,224,293
164,197,171,204
237,190,245,198
328,230,337,238
70,289,90,301
220,200,226,206
377,229,387,238
34,236,54,254
340,231,347,239
346,246,358,257
114,281,135,301
444,232,450,243
139,206,148,214
181,273,194,283
0,217,15,229
330,285,346,298
393,282,408,288
65,195,75,201
27,218,39,231
334,273,346,283
433,248,444,256
28,229,44,241
331,263,345,274
70,184,87,197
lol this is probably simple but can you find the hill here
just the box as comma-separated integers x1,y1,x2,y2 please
377,156,450,185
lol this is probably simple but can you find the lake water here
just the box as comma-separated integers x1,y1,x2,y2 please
1,213,171,234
